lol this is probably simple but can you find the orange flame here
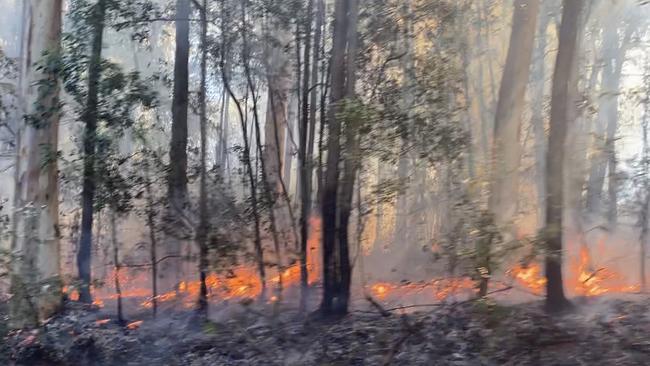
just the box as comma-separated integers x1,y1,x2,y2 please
508,245,640,297
126,320,143,330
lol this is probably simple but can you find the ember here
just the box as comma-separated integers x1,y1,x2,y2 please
126,321,143,330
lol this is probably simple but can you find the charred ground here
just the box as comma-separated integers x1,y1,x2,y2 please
3,296,650,365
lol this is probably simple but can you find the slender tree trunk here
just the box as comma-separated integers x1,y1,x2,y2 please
219,0,267,297
10,0,63,328
639,61,650,292
585,15,638,223
144,155,159,317
264,0,293,248
244,40,284,302
78,0,107,304
298,0,314,312
110,211,124,324
545,0,583,313
196,0,209,314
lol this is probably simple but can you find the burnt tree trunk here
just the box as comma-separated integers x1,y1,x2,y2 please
320,0,350,316
544,0,583,314
164,0,191,290
298,0,314,312
196,0,209,314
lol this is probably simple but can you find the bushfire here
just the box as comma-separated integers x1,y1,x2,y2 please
62,219,641,312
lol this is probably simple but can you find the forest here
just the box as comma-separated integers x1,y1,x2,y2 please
1,0,650,364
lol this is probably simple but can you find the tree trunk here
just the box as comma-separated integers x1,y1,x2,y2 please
298,0,314,312
77,0,107,304
144,157,158,317
10,0,63,328
196,0,209,314
545,0,583,313
110,211,124,324
531,3,551,228
264,2,293,247
219,2,267,297
479,0,539,297
585,14,638,223
488,0,540,230
333,0,360,315
164,0,191,291
320,0,349,316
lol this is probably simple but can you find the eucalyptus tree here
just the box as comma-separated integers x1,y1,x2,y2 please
10,0,63,328
62,0,157,303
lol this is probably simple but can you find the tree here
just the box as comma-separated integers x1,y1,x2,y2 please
165,0,191,290
298,0,314,312
584,10,641,225
10,0,63,328
196,0,209,314
264,0,294,250
481,0,540,297
320,0,359,316
77,0,108,304
545,0,583,313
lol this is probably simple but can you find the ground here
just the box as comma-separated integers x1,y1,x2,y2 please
2,296,650,365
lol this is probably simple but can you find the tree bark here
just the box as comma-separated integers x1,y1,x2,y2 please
298,0,314,312
545,0,583,313
78,0,107,304
165,0,191,291
196,0,209,314
320,0,349,316
10,0,63,328
333,0,360,315
488,0,540,230
110,211,123,324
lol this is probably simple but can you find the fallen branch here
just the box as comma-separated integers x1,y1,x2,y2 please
366,295,391,317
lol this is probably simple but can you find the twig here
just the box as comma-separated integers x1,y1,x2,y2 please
113,255,183,268
366,295,391,317
582,268,605,284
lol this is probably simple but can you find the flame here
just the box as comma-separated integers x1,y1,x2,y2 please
126,320,143,330
508,245,640,297
508,263,546,295
571,246,640,296
369,278,475,301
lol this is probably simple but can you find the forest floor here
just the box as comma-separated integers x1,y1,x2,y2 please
2,295,650,365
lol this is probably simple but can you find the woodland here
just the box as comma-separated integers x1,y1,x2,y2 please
2,0,650,365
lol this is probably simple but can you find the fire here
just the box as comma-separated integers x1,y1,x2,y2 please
369,278,476,301
126,320,143,330
508,263,546,295
508,245,640,297
59,216,325,311
571,246,640,296
371,283,390,299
